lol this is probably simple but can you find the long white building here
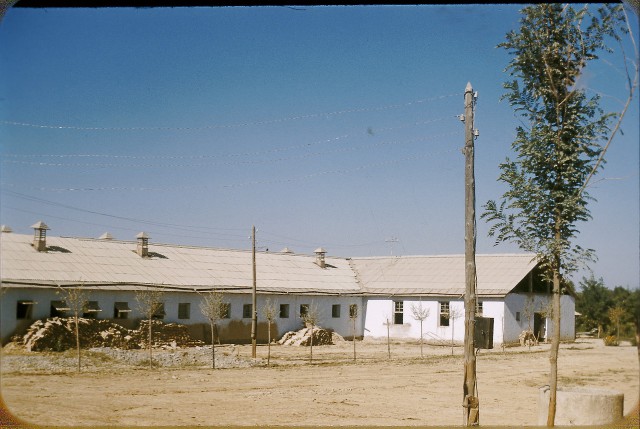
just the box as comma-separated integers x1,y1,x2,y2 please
0,222,575,346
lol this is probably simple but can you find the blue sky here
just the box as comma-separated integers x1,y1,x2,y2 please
1,5,638,290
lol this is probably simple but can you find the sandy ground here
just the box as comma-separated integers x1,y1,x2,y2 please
1,338,638,427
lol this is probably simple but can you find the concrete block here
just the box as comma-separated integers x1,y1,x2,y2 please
538,385,624,426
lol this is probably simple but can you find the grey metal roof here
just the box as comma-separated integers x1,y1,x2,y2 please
0,233,360,294
1,233,537,297
349,254,538,297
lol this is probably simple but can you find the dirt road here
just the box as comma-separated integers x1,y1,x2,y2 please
1,339,638,426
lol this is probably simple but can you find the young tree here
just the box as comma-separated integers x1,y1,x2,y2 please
57,284,88,372
484,4,633,426
349,304,358,362
410,301,430,358
135,287,164,369
383,316,392,359
262,298,277,367
199,291,226,369
300,302,321,364
448,307,463,356
608,306,625,340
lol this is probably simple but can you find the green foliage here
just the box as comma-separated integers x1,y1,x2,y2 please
482,4,625,281
576,276,613,331
576,276,638,339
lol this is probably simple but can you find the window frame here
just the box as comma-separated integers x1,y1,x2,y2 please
439,301,450,327
393,300,404,325
221,303,231,319
243,303,252,319
114,302,132,319
178,302,191,320
331,304,341,318
299,304,309,319
82,301,102,319
279,303,290,319
152,302,166,320
17,300,35,320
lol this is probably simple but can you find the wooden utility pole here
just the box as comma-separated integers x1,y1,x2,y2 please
462,82,479,426
251,225,257,358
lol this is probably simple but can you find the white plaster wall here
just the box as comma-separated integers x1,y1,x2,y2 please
0,287,363,343
363,298,468,343
503,293,575,344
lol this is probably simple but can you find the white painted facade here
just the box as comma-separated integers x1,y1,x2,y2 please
1,286,365,343
0,228,575,345
363,294,575,345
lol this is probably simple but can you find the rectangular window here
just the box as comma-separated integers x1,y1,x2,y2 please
17,300,35,320
516,312,521,322
243,304,252,319
332,304,341,318
393,301,404,324
152,303,165,320
349,304,358,319
221,303,231,319
476,301,483,317
299,304,309,318
50,300,70,318
114,302,131,319
439,301,450,327
178,303,191,320
279,304,290,318
83,301,102,319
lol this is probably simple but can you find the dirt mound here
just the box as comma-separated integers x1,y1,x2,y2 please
20,318,203,352
278,326,334,346
132,320,204,348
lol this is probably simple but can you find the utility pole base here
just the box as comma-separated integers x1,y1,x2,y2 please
463,395,480,426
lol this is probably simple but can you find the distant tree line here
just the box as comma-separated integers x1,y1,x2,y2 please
575,276,639,341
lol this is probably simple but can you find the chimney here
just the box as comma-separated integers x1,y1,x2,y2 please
99,232,114,240
136,232,149,257
314,247,326,268
280,247,294,254
31,221,50,252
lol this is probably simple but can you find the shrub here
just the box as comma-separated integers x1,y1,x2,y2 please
603,335,619,346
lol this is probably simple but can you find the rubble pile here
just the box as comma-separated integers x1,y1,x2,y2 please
22,318,132,351
20,317,203,352
278,326,335,346
519,330,538,347
131,320,204,348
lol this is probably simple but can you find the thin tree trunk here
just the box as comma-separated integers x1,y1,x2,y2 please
267,321,271,367
452,318,455,356
547,264,562,426
387,320,391,359
420,321,424,358
310,324,314,364
75,314,81,373
352,319,356,363
148,318,153,369
211,322,216,369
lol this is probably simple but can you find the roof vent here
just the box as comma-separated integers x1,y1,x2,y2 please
31,221,49,252
281,247,294,254
314,247,326,268
99,232,114,240
136,232,149,258
1,225,12,233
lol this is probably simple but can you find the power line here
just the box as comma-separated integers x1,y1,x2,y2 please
1,130,461,169
0,144,460,192
1,190,248,233
0,93,461,132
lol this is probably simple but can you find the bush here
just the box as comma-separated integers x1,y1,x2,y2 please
603,335,619,346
